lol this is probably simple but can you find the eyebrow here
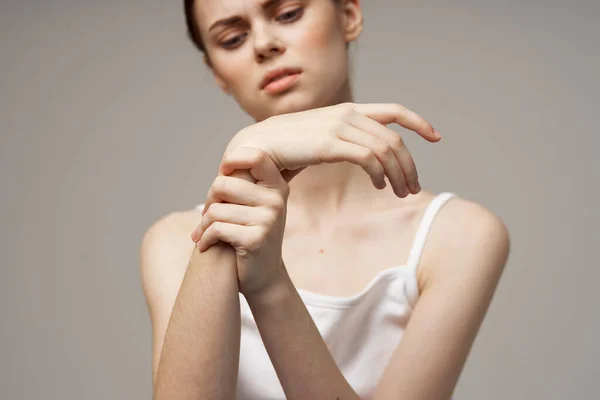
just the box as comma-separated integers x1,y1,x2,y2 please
208,0,284,32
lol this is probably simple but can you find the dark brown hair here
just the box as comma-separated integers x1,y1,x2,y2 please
184,0,206,54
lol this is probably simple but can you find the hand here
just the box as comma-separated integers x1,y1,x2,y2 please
223,102,442,197
191,146,289,300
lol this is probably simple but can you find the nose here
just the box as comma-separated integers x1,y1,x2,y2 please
252,23,285,62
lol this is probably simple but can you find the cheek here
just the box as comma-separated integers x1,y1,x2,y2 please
219,60,250,90
300,16,342,54
297,17,349,84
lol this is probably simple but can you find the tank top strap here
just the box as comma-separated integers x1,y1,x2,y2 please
406,192,456,271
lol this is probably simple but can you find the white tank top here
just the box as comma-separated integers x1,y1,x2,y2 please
194,191,456,399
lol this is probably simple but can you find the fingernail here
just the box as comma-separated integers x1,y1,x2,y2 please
433,129,443,140
191,231,197,241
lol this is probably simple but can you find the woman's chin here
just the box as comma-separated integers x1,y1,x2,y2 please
243,89,332,120
266,92,326,116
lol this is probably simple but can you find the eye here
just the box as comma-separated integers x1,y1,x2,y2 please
220,32,248,49
275,7,303,23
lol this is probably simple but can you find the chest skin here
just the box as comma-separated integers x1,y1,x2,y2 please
280,192,436,298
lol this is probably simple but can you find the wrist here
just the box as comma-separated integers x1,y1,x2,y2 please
244,261,293,308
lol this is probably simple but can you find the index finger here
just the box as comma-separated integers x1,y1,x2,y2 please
350,103,443,143
201,146,285,215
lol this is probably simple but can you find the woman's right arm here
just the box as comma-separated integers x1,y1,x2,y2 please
140,211,241,399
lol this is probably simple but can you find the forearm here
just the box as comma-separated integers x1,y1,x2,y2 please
245,263,360,400
154,242,240,400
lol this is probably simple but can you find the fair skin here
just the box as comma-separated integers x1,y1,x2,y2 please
141,0,511,399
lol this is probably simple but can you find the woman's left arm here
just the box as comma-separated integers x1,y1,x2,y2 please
371,200,510,399
246,199,510,400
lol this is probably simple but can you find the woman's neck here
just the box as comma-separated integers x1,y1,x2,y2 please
285,82,385,224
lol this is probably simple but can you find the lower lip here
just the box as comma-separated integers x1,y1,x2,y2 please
263,72,301,95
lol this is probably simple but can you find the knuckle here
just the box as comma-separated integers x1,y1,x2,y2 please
394,103,406,115
405,168,418,183
203,205,214,220
375,142,393,158
254,148,270,164
336,104,356,121
204,202,220,218
223,145,243,162
263,212,278,228
268,194,286,211
211,221,223,236
258,207,273,224
212,176,229,194
408,176,419,189
327,119,345,137
359,147,376,164
238,146,266,168
207,221,219,235
316,137,335,162
335,101,352,110
390,134,404,148
407,165,419,184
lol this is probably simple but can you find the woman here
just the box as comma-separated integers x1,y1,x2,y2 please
140,0,511,399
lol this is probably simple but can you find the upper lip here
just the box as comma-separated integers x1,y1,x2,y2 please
260,67,302,89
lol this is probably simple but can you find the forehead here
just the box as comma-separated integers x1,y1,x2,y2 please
194,0,261,23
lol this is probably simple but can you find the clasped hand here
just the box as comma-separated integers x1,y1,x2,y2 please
190,102,442,300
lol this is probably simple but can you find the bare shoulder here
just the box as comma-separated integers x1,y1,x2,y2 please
419,194,511,290
140,208,202,257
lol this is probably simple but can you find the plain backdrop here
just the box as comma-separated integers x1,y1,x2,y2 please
1,0,599,398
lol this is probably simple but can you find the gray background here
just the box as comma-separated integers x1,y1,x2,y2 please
2,0,598,398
